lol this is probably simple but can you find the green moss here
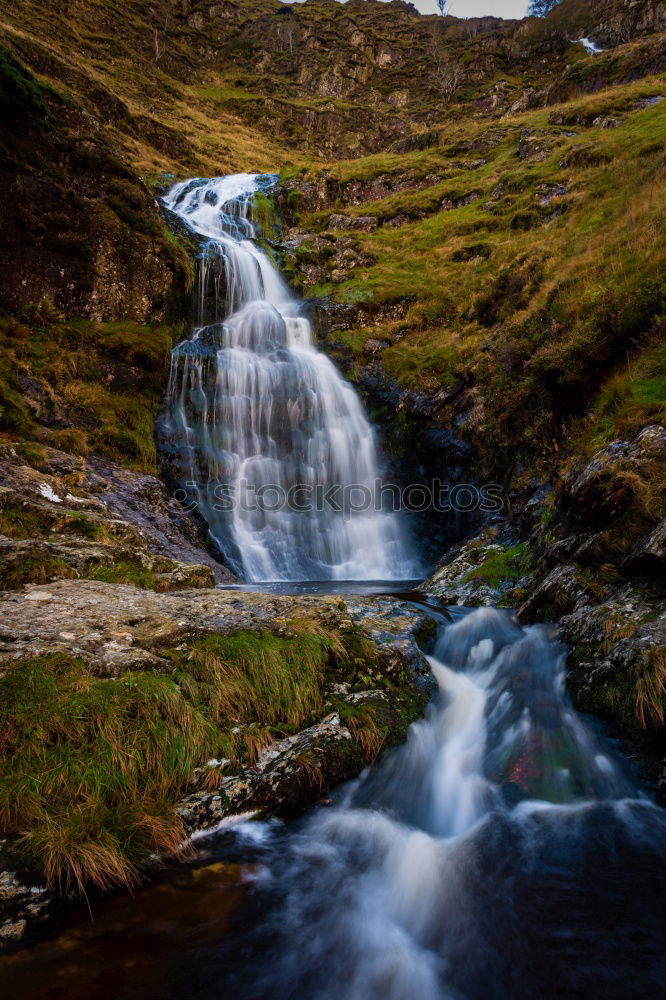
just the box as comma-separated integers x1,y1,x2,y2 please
250,190,276,234
465,544,529,588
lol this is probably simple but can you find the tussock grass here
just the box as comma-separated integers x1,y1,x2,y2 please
0,314,178,471
0,621,380,893
181,630,333,729
635,647,666,731
338,702,384,762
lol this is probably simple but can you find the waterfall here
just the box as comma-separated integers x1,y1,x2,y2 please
160,174,415,583
218,608,666,999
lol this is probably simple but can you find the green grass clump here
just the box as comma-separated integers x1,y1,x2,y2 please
584,342,666,451
177,630,336,729
0,654,216,894
0,556,76,590
594,645,666,734
87,559,161,591
465,544,528,588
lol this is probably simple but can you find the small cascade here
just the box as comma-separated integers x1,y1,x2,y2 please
160,175,415,582
578,36,603,54
220,608,666,1000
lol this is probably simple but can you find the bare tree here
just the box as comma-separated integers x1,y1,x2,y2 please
437,0,448,15
434,55,464,99
427,24,464,100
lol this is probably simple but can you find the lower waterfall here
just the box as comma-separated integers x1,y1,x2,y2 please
217,608,666,1000
160,174,416,583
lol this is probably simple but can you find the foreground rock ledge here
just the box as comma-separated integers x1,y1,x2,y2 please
0,579,432,948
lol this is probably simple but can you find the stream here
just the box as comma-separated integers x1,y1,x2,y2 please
1,176,664,997
2,603,665,998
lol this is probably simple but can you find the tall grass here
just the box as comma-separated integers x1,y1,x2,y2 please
0,622,379,894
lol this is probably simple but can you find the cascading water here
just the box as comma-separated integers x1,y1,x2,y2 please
216,608,666,999
159,174,415,582
3,610,665,998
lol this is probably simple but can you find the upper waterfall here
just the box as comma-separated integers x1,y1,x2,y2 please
160,174,416,583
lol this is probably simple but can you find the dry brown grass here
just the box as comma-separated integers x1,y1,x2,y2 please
295,750,325,792
635,647,666,730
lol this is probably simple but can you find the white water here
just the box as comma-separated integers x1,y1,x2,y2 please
578,36,603,54
161,175,415,582
223,608,666,999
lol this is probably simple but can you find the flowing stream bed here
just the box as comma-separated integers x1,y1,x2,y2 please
2,604,665,998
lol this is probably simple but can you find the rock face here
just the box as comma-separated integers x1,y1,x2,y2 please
420,424,665,796
179,687,422,830
0,579,431,681
0,55,190,322
424,525,524,607
521,428,665,793
177,594,432,827
0,849,53,949
0,444,236,589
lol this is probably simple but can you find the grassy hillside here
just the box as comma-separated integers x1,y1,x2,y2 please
284,76,665,474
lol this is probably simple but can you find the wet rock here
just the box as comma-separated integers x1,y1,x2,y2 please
346,596,435,688
518,564,596,620
0,445,235,583
424,525,519,607
624,518,666,574
0,846,53,952
179,685,426,830
178,597,435,831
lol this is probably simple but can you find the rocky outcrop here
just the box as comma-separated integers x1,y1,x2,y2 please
424,524,526,607
0,51,191,322
420,424,665,794
515,427,666,791
179,686,424,830
0,443,235,587
0,581,433,948
0,849,53,949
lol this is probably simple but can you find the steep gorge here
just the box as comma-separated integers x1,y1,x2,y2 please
0,0,664,959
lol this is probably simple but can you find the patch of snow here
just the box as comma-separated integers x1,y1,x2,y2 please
65,493,87,503
39,483,62,503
